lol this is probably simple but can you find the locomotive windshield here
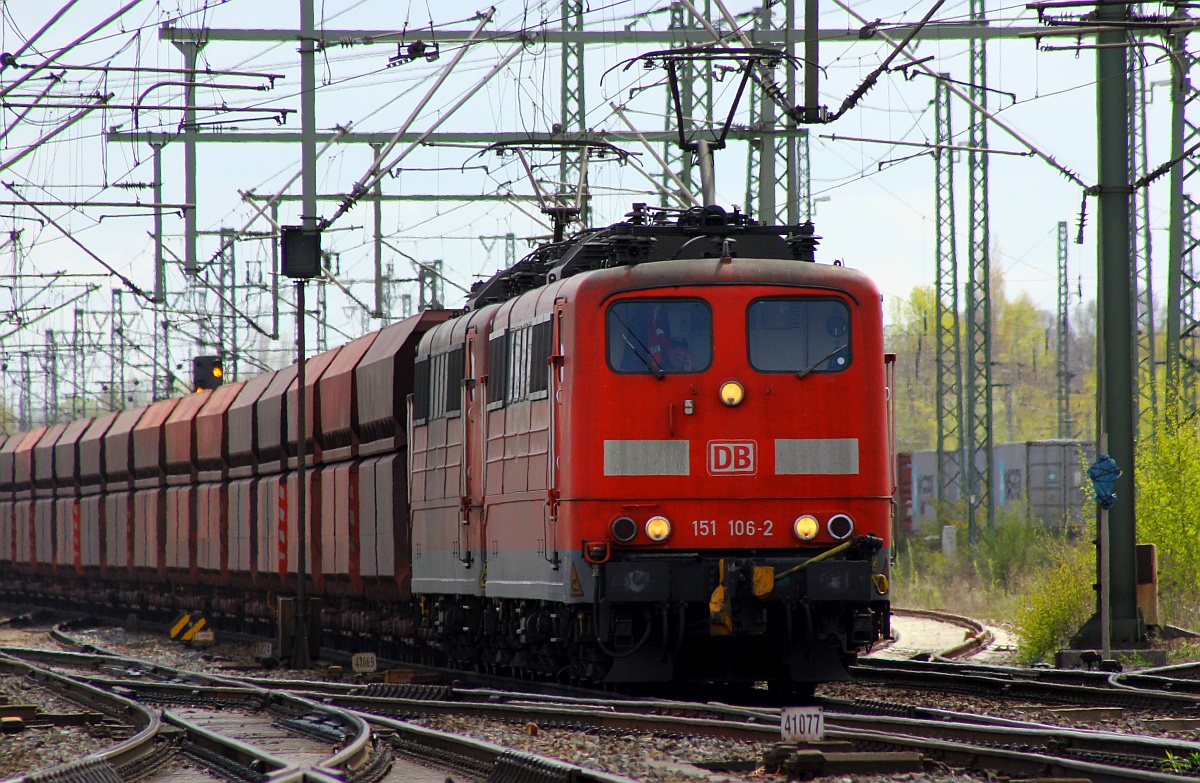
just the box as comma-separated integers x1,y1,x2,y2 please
607,299,712,374
747,298,852,374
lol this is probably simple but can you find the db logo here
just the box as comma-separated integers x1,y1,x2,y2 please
708,440,757,475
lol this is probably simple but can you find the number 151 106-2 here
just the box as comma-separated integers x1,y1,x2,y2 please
692,519,774,537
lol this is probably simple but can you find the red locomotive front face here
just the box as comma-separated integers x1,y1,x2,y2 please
560,259,891,554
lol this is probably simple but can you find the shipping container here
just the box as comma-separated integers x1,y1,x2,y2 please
910,450,938,529
165,391,211,481
254,366,298,474
103,408,147,490
285,346,342,465
1025,440,1093,530
895,453,913,533
992,441,1028,516
909,441,1092,534
319,332,378,462
227,373,275,479
196,382,244,482
53,418,93,498
132,398,181,488
356,311,453,455
78,413,118,492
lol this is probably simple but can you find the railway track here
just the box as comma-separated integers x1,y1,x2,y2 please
1,628,641,783
15,610,1200,782
15,622,1200,783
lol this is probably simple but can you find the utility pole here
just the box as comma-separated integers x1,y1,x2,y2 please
964,0,994,543
668,2,699,204
1082,0,1141,648
72,307,84,419
171,38,204,275
1057,221,1072,439
18,352,31,430
371,143,384,319
934,75,963,515
112,289,127,408
293,0,318,670
42,329,58,425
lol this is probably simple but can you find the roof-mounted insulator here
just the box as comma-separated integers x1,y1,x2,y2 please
789,221,821,263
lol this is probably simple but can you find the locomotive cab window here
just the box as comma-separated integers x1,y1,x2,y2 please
747,298,851,374
607,299,712,374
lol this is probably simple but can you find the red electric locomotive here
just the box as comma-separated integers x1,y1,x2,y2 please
0,202,892,689
411,203,893,686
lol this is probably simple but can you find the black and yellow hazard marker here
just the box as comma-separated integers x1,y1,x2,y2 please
168,613,210,643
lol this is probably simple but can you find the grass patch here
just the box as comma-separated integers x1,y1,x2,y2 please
897,400,1200,663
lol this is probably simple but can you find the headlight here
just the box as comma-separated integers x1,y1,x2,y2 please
645,516,672,542
827,513,854,540
719,380,745,407
610,516,637,543
793,515,819,541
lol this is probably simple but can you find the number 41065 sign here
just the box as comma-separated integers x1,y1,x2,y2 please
780,706,825,742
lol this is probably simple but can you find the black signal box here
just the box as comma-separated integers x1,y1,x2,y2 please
282,226,321,279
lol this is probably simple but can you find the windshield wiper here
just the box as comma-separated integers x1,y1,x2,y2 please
796,344,846,380
621,333,665,379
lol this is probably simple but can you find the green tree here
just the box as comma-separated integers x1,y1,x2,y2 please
886,270,1096,452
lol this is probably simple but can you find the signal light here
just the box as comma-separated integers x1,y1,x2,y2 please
192,356,225,393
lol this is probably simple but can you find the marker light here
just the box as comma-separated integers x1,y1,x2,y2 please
645,516,672,542
827,514,854,540
719,380,745,407
610,516,638,543
793,515,819,541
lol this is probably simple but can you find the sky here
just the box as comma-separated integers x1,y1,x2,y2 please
0,0,1181,414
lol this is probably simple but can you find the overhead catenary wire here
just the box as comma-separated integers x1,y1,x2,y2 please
323,44,526,231
323,8,497,230
829,0,1090,190
0,1,143,102
5,183,153,302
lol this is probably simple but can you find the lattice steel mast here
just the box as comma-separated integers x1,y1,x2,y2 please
1131,57,1156,432
1169,14,1200,410
934,76,963,512
1057,221,1072,439
560,0,587,225
964,0,994,542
